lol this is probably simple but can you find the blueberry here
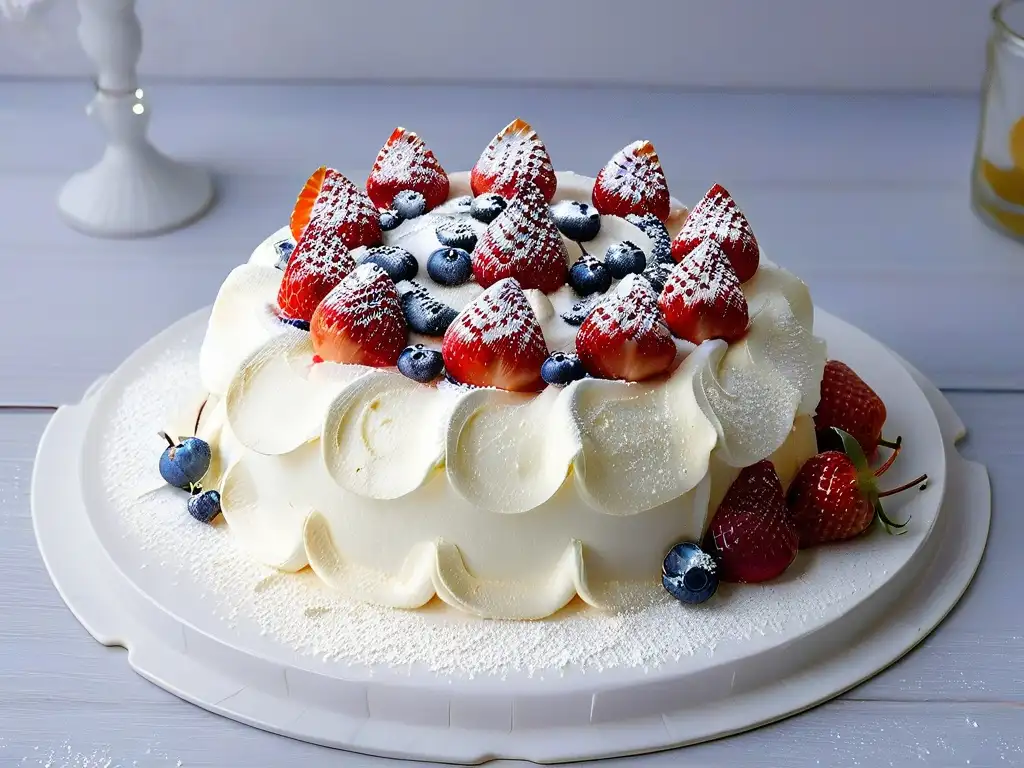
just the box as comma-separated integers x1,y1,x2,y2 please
626,213,673,264
427,247,473,286
541,352,587,386
470,193,507,224
397,344,445,383
379,208,403,232
398,281,458,336
393,190,427,219
187,489,222,524
273,239,295,270
279,316,310,332
560,296,600,326
568,251,612,297
642,260,674,293
550,200,601,242
604,240,647,279
662,541,719,604
435,219,478,251
159,435,211,490
360,245,418,282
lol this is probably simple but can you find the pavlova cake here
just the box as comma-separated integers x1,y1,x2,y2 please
155,119,926,620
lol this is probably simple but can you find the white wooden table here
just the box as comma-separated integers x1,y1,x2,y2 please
1,82,1022,768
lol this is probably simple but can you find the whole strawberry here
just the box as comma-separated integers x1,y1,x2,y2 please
671,183,759,282
814,360,896,457
703,460,798,583
289,167,380,249
592,140,671,222
366,127,450,211
658,238,749,344
788,428,927,547
471,118,557,202
277,221,356,323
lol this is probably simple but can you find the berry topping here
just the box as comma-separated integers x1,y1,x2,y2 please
593,140,671,221
279,316,311,332
442,278,549,392
672,183,759,282
470,193,508,224
560,296,601,326
788,429,927,547
393,189,427,220
397,344,445,383
310,263,407,366
289,167,380,249
427,247,473,286
658,238,749,344
604,240,647,279
379,209,403,232
360,245,418,282
813,360,893,457
435,219,478,251
158,434,211,491
662,541,719,604
576,274,676,382
550,200,601,242
273,239,295,270
366,127,449,211
568,248,612,297
642,260,674,293
471,118,557,202
187,489,222,525
540,351,587,386
626,213,673,264
473,181,569,294
397,280,459,336
276,224,357,323
703,460,798,583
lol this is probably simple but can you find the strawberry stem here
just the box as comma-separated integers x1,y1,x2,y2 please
878,437,901,450
193,398,208,436
158,431,176,448
878,473,929,498
874,436,903,477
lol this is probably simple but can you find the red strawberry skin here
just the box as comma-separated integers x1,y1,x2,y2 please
310,263,407,367
704,460,798,583
814,360,888,457
441,278,548,392
366,127,450,211
470,118,557,202
658,238,749,344
305,168,381,250
672,183,759,282
576,274,677,382
787,451,874,547
472,180,568,294
277,221,356,322
592,140,671,222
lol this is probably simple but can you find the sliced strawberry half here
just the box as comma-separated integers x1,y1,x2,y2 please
592,140,671,222
310,263,407,367
289,167,381,249
472,180,569,294
658,238,749,344
441,278,548,392
366,127,450,211
277,220,357,322
470,118,557,202
671,183,760,282
703,460,798,583
576,274,677,382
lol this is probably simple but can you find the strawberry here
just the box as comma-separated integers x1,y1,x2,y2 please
441,278,548,392
277,220,357,322
289,167,380,249
658,238,749,344
576,274,677,382
366,127,450,211
788,428,927,547
592,140,671,222
470,118,557,202
671,183,760,282
814,360,897,457
703,460,798,583
472,180,569,294
310,263,407,367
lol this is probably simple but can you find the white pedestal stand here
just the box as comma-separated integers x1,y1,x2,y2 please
57,0,214,238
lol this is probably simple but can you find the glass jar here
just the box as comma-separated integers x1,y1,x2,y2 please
972,0,1024,239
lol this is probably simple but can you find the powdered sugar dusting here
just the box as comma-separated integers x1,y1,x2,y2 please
371,128,445,186
446,278,547,354
308,169,379,248
471,118,556,199
587,274,672,342
595,140,668,206
317,263,401,333
667,239,747,316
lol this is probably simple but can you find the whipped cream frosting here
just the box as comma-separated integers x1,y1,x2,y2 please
196,171,827,619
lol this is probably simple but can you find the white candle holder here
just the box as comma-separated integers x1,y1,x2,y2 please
57,0,214,237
